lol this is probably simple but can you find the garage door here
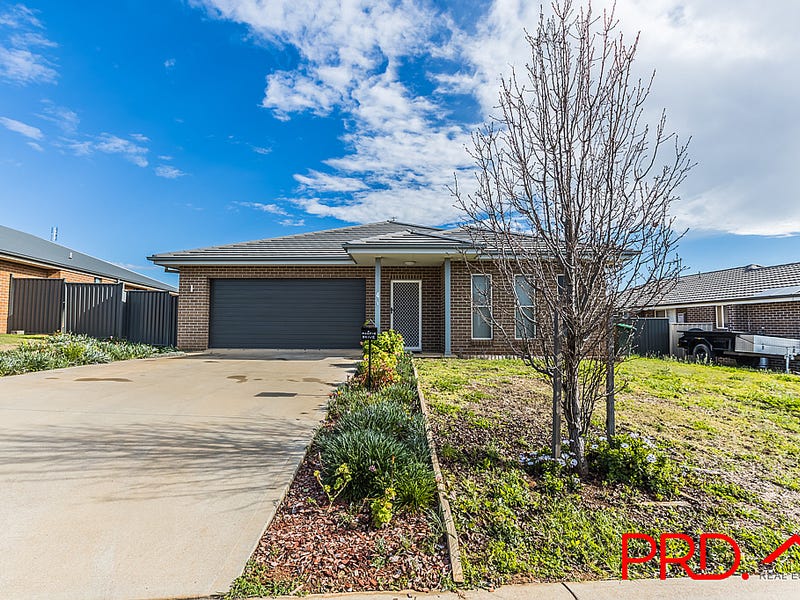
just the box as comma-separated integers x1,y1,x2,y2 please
209,278,366,348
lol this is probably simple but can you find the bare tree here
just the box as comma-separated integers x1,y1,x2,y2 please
454,0,692,476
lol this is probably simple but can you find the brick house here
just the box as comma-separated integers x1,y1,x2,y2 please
148,221,535,354
1,224,175,334
638,262,800,339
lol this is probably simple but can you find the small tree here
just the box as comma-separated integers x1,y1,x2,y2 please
455,0,692,476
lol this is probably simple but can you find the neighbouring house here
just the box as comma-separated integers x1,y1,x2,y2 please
148,220,535,354
637,262,800,339
1,224,176,335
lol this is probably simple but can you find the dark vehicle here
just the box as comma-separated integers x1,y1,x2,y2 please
678,329,800,371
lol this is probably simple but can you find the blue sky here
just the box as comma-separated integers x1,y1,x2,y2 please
0,0,797,287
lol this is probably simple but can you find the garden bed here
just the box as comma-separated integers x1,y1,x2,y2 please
228,334,450,598
0,333,176,376
416,357,800,587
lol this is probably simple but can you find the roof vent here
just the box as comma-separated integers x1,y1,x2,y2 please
745,264,762,271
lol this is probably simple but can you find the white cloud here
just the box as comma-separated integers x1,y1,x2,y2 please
279,218,305,227
164,57,176,69
154,165,187,178
60,133,150,167
26,140,42,152
0,3,57,85
158,154,173,160
94,133,149,167
235,201,290,216
37,101,79,133
250,145,271,155
0,115,43,139
198,0,800,235
129,132,149,143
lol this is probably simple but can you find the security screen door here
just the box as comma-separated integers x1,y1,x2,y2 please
391,280,422,351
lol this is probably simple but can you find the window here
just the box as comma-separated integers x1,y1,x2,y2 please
715,305,726,329
94,277,102,283
514,275,536,339
654,309,667,318
471,274,492,339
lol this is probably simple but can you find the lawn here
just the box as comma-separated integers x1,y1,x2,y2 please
0,333,47,350
416,356,800,586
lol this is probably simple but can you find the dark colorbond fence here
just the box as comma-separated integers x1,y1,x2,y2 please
618,317,670,357
8,278,65,335
8,277,176,346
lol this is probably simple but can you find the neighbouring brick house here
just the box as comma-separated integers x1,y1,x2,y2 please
638,262,800,337
148,220,535,354
1,224,175,334
636,262,800,368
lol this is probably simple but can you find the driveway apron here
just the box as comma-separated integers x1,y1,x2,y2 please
0,350,357,600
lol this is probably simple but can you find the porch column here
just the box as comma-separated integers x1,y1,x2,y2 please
374,256,381,332
444,257,452,356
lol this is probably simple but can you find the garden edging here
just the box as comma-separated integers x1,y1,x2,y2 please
413,362,464,584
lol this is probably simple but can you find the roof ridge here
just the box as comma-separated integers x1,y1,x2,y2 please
681,260,800,279
1,225,173,290
150,221,442,257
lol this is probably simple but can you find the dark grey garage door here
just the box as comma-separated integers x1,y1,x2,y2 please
209,278,366,348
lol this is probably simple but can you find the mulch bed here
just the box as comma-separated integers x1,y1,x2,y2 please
244,449,450,595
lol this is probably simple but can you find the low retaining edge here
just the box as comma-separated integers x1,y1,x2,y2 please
413,363,464,584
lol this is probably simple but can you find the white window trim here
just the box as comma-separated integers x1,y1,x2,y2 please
715,305,726,329
471,273,493,340
390,279,422,351
514,274,536,340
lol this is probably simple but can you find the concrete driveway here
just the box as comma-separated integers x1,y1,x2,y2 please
0,350,357,600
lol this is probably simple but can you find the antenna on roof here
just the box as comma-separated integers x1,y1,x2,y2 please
389,217,397,222
50,226,58,242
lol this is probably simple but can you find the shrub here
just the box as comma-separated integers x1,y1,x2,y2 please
395,461,437,510
333,399,413,439
588,433,682,500
369,329,405,356
318,429,415,500
0,334,173,377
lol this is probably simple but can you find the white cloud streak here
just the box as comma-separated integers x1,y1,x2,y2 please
0,115,43,139
155,165,187,178
235,201,290,216
198,0,800,236
0,3,57,85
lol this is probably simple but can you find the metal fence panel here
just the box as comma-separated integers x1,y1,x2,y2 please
8,277,65,334
124,291,177,346
64,283,124,338
620,317,670,356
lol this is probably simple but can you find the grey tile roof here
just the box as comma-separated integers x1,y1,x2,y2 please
652,262,800,306
0,224,176,292
344,228,473,248
148,221,446,264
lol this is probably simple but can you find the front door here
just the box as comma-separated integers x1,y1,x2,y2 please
390,280,422,351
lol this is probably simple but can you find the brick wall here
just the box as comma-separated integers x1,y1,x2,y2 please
451,261,519,356
685,306,715,323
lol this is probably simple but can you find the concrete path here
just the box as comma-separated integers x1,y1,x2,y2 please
268,577,800,600
0,350,358,600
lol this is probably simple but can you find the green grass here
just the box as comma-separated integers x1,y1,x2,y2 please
416,356,800,586
0,333,47,347
0,333,176,376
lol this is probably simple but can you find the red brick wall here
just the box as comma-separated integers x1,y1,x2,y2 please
451,261,519,356
685,306,715,323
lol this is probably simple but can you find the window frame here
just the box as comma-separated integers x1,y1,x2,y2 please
715,305,726,329
470,273,493,340
514,274,536,340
